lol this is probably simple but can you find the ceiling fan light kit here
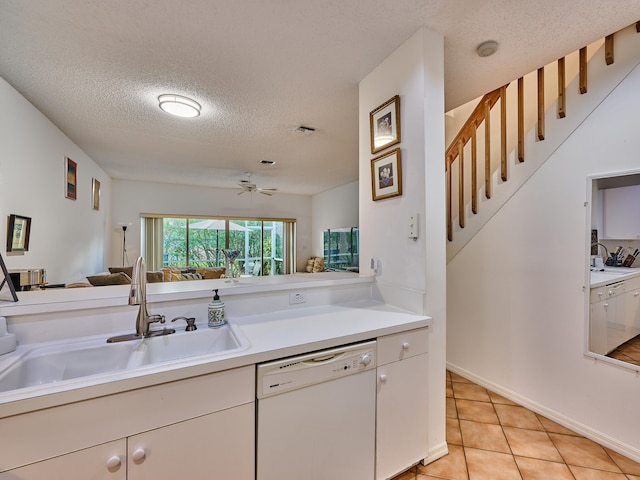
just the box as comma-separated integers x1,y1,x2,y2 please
237,173,277,196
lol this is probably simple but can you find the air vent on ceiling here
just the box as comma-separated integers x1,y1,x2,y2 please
294,125,315,135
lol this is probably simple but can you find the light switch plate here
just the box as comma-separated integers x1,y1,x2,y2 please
408,213,418,239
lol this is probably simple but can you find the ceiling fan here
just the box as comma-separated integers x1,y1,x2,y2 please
237,172,277,196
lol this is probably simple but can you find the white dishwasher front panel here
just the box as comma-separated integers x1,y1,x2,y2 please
256,340,377,480
257,369,376,480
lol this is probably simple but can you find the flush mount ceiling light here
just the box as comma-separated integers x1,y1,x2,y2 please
476,40,499,58
158,94,201,118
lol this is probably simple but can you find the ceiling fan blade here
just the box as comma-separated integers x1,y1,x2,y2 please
259,191,273,196
236,191,246,195
258,188,277,192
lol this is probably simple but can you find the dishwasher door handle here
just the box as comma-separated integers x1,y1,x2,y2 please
303,351,346,364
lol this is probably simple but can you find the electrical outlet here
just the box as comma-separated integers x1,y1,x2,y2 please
289,292,306,305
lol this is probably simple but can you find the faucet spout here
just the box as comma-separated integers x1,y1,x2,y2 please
130,257,165,336
106,257,173,344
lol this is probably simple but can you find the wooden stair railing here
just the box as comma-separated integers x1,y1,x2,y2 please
445,87,505,241
445,22,639,243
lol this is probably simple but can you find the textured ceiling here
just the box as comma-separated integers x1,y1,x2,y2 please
1,1,639,195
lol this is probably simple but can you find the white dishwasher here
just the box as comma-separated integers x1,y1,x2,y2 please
256,340,377,480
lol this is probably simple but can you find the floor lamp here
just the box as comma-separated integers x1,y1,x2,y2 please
121,225,128,267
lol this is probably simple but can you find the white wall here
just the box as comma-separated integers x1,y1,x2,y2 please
0,78,111,284
310,181,358,256
110,179,312,272
359,28,447,463
448,63,640,459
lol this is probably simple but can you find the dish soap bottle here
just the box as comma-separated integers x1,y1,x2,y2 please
208,289,226,328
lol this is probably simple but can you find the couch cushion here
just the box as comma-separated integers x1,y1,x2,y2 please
195,267,225,279
87,272,132,286
108,266,133,277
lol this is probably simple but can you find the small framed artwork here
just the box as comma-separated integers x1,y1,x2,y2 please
65,157,77,200
371,148,402,201
6,214,31,253
370,95,400,154
92,178,101,210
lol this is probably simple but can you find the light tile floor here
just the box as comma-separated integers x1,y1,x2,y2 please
391,371,640,480
608,334,640,368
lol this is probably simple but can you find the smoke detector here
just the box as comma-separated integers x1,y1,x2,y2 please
476,40,499,57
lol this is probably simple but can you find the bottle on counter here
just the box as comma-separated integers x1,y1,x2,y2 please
208,289,226,328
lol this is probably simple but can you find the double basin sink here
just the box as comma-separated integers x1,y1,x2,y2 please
0,323,250,393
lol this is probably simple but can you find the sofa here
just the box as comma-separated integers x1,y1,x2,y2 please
76,266,226,287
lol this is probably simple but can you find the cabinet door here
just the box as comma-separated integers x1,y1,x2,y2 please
590,299,608,355
624,288,640,340
128,402,254,480
376,353,428,480
602,185,640,239
606,294,625,353
0,439,125,480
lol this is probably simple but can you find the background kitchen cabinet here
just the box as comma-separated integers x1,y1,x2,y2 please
590,279,640,355
376,328,429,480
602,185,640,239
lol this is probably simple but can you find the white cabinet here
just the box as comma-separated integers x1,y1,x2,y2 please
128,403,254,480
590,279,640,355
624,277,640,341
0,440,126,480
602,185,640,239
0,366,254,479
376,328,429,480
590,291,608,355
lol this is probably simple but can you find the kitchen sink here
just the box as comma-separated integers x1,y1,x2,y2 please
0,340,138,393
0,322,250,394
131,323,250,365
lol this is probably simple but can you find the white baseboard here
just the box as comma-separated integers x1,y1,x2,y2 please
423,441,449,465
446,362,640,463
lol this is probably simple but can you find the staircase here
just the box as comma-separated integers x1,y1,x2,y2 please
446,21,640,262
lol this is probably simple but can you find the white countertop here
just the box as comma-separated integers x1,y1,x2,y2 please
590,267,640,288
0,299,431,418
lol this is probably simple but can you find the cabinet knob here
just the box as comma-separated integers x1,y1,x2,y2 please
401,342,410,350
379,374,387,383
132,448,147,462
106,456,121,470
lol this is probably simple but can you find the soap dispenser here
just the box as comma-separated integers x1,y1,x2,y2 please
208,289,226,328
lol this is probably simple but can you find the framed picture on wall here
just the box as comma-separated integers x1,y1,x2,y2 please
65,157,77,200
369,95,400,154
6,214,31,252
371,148,402,201
92,178,101,210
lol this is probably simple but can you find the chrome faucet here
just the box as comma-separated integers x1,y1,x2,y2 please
130,256,166,336
107,257,174,343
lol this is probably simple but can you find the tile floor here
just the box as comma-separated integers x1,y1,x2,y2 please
391,370,640,480
608,335,640,368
